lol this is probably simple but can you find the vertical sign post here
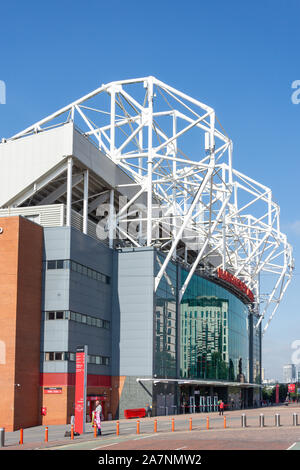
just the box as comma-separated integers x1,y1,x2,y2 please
275,383,279,404
75,345,88,435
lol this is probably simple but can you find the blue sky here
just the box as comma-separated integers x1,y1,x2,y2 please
0,0,299,380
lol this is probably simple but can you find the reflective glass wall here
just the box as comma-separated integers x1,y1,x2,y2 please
154,254,177,378
180,268,250,382
153,252,260,384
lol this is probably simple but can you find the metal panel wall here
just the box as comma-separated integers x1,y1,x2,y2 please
0,123,73,207
112,248,154,377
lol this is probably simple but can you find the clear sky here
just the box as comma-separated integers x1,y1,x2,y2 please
0,0,299,381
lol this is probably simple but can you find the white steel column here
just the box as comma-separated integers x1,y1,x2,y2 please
154,164,214,292
83,169,89,234
66,157,73,227
147,77,154,246
110,86,116,160
172,112,177,255
109,189,114,249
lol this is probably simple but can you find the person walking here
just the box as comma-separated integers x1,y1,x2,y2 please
145,403,152,418
94,400,102,436
219,400,224,416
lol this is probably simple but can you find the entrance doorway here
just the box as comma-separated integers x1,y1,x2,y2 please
87,395,106,422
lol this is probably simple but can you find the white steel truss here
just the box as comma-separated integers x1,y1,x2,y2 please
5,76,294,334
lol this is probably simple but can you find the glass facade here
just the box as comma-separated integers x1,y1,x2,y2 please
154,254,177,378
180,269,249,383
153,253,260,385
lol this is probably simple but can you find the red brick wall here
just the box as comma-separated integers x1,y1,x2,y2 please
0,217,43,431
40,373,112,424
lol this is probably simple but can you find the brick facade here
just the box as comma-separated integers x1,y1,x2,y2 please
0,217,43,431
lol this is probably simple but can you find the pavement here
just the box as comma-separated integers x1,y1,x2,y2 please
1,404,300,451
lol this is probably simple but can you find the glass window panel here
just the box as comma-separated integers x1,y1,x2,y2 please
71,261,77,271
75,313,82,322
70,311,76,321
82,266,87,276
47,260,56,269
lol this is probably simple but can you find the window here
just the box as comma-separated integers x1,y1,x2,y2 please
44,310,110,330
71,261,77,271
82,266,87,276
47,260,56,270
45,352,54,361
74,313,81,322
47,260,65,269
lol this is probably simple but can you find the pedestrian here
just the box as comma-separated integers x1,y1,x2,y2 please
219,400,224,415
94,400,102,436
145,403,152,418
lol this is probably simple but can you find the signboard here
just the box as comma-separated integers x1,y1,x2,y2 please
288,384,296,393
217,268,254,303
88,395,107,401
74,345,88,435
44,387,62,394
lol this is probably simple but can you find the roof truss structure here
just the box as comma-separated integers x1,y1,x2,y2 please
4,76,294,334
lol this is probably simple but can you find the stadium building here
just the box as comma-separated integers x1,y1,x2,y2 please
0,77,293,430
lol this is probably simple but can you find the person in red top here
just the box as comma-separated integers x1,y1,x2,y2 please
219,400,224,415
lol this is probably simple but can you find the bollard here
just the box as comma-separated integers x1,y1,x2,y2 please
19,428,23,445
259,414,265,428
0,428,4,448
71,424,74,440
189,417,192,431
94,423,97,437
45,426,48,443
275,413,280,427
224,416,227,429
206,416,209,430
116,421,120,436
136,420,140,435
171,418,175,432
241,414,247,428
154,419,157,433
293,413,298,427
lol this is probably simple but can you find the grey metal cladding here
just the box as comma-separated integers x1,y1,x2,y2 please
115,249,154,377
43,226,71,261
70,226,112,276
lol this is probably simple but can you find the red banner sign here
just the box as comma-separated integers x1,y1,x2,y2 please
217,268,254,303
75,346,88,435
288,384,296,393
